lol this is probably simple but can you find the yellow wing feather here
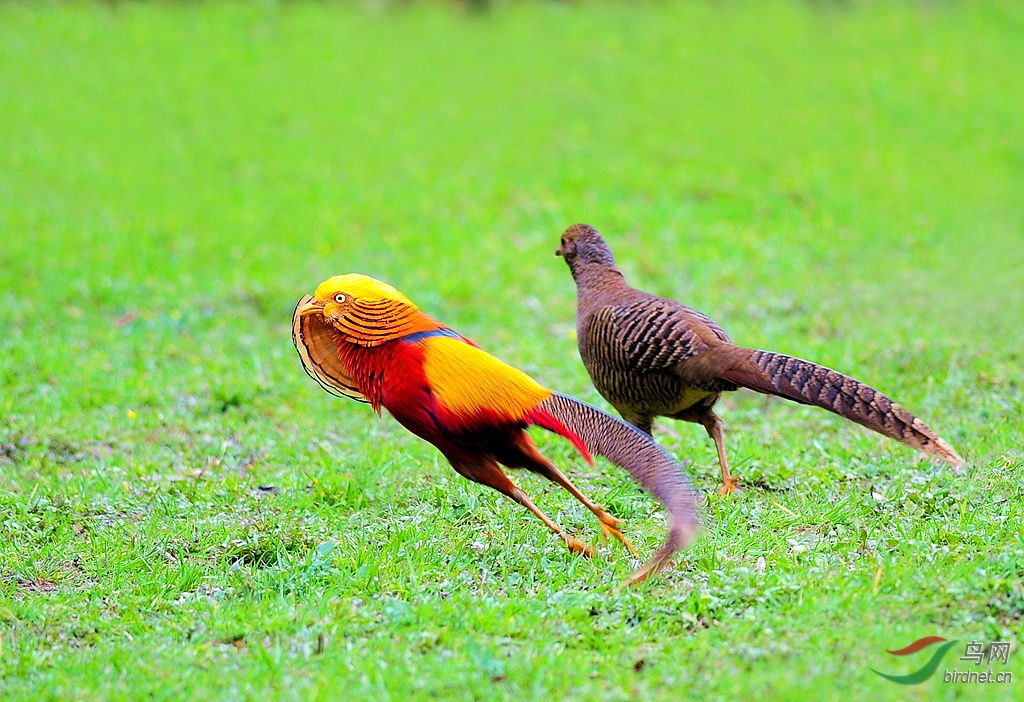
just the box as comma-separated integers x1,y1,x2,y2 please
421,336,551,422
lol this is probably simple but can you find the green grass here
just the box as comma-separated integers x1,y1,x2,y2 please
1,0,1023,699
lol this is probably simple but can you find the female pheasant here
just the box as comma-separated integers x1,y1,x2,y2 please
292,274,699,585
556,223,964,495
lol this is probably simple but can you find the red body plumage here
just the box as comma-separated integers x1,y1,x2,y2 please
337,334,592,466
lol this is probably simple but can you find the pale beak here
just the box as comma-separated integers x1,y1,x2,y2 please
296,295,325,317
555,245,564,257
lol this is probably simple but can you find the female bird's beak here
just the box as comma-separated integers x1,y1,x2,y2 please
555,245,564,257
296,296,325,317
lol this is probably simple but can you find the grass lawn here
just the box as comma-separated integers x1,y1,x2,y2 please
1,1,1023,699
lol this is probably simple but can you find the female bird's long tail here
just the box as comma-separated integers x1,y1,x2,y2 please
719,349,964,465
536,392,699,585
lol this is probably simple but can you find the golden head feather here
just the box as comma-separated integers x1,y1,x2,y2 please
297,273,441,347
313,274,416,309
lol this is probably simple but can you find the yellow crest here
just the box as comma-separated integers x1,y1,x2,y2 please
299,273,440,347
314,274,416,309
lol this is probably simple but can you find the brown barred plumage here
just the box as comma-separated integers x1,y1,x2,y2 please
556,224,964,494
731,350,963,465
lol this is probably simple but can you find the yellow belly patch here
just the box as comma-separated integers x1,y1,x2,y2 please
670,387,716,414
421,336,551,421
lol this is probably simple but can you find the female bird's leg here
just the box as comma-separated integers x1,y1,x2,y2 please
491,433,637,556
450,455,596,558
671,406,738,496
702,411,738,496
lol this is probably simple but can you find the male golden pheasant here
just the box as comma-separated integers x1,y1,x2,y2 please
292,274,699,584
556,224,964,495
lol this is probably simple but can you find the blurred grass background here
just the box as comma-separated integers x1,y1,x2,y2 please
1,1,1022,700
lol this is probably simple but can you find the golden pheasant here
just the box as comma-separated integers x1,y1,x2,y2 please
292,274,699,584
556,223,964,495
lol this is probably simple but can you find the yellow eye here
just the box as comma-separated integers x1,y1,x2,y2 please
334,293,347,304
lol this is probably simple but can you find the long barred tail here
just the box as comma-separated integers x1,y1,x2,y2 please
536,392,699,584
720,349,964,466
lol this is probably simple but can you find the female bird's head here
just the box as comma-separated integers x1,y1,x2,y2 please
555,223,617,270
295,273,433,347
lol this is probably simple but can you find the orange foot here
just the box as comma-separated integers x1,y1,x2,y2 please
564,535,597,559
598,516,638,557
717,475,740,496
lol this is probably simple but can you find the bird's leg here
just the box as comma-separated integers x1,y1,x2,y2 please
535,463,637,557
510,487,596,558
700,411,737,496
449,454,596,558
671,406,737,495
494,432,637,556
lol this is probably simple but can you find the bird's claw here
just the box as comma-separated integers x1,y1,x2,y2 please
599,519,638,557
565,536,597,559
717,476,739,496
